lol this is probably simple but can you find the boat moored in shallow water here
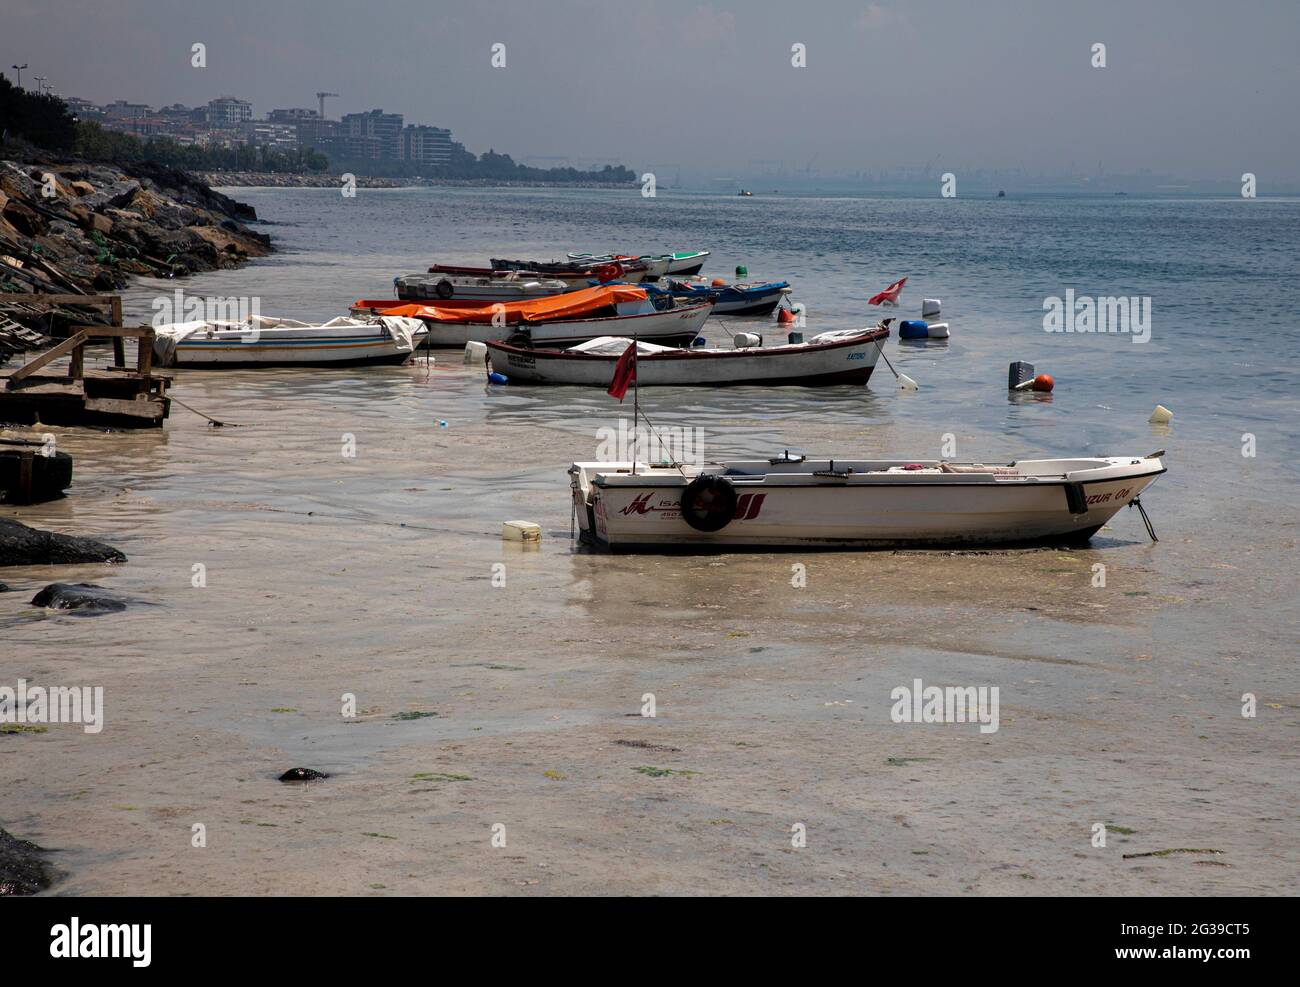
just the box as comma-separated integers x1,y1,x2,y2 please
487,326,885,387
570,452,1166,550
152,315,427,367
394,271,569,303
356,284,713,348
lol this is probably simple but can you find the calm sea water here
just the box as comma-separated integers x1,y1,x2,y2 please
7,186,1297,895
127,185,1300,472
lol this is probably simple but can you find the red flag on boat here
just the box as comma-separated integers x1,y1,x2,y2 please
607,342,637,401
868,277,907,306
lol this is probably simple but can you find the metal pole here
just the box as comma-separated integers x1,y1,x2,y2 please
11,65,27,89
631,318,638,476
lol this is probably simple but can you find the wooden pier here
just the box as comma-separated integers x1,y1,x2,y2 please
0,306,171,428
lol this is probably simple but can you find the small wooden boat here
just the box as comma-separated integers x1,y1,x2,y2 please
357,284,713,349
567,251,711,278
664,278,792,316
570,452,1167,550
491,257,650,285
394,272,569,303
152,315,427,367
486,327,885,387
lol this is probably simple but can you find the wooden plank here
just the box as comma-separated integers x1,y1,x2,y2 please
67,324,154,338
4,331,89,386
136,328,154,375
0,293,119,307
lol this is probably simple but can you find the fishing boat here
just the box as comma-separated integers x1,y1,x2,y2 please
570,452,1167,550
151,315,427,367
355,284,713,348
486,327,884,387
567,251,711,278
664,277,792,316
491,257,650,285
394,272,569,303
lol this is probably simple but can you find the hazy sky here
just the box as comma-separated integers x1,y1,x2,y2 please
6,0,1298,181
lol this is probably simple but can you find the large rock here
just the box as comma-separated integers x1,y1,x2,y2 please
0,518,126,567
0,828,54,896
30,582,128,613
76,179,141,212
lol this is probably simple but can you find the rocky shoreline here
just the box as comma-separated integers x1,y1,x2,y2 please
197,170,638,190
0,157,271,332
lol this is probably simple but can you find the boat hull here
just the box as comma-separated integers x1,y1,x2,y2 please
571,457,1166,550
486,328,884,386
362,301,714,349
163,322,427,367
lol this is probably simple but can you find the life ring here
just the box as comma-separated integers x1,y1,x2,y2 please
680,475,738,532
435,279,454,299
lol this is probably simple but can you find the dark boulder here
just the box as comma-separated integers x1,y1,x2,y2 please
279,768,329,782
30,582,128,613
0,828,55,896
0,518,126,567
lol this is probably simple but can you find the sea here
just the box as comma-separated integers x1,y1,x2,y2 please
4,186,1296,895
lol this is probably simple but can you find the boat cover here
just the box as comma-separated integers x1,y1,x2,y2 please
151,315,425,364
368,284,648,325
566,336,677,356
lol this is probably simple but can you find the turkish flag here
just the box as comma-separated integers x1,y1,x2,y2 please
607,342,637,401
868,277,907,305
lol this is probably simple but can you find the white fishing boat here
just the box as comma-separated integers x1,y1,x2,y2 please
568,251,710,278
152,315,427,367
486,327,885,386
570,452,1166,550
355,284,713,348
394,272,569,303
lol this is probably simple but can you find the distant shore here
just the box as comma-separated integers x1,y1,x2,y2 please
194,171,638,191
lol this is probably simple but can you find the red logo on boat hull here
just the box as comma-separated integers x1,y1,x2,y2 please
619,491,766,520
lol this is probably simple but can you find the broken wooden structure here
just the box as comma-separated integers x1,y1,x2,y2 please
0,323,171,428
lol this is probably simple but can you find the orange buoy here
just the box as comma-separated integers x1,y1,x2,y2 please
711,278,727,287
1031,373,1055,392
777,307,796,325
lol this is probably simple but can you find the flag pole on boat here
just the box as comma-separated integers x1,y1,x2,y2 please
631,318,639,475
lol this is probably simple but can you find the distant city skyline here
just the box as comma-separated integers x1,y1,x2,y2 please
5,0,1299,185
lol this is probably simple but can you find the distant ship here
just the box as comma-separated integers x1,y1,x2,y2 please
738,189,754,197
997,190,1006,198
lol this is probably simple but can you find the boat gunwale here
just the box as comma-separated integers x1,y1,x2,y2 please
486,325,887,361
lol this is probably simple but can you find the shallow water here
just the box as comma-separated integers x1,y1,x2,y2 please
2,187,1296,895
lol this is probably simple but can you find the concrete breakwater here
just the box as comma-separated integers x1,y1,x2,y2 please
0,158,271,332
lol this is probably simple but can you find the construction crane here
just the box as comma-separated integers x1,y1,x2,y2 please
316,92,339,120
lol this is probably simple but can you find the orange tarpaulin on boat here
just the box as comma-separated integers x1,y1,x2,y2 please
355,284,648,324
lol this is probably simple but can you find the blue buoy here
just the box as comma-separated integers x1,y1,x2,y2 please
487,372,508,385
899,320,929,339
691,337,706,347
438,419,449,427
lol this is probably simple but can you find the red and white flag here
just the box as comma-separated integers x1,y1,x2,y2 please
607,342,637,401
868,277,907,306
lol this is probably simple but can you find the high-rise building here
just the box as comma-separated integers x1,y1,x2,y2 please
205,96,253,128
269,108,320,123
402,125,453,167
340,109,404,160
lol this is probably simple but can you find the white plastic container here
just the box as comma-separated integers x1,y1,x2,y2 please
1148,405,1173,424
502,520,541,541
926,322,950,339
464,340,488,364
733,332,761,349
922,298,941,318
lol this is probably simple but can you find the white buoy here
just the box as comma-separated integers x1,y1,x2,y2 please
922,298,941,318
926,322,950,339
733,332,761,349
464,340,488,364
1149,405,1174,424
502,520,541,542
